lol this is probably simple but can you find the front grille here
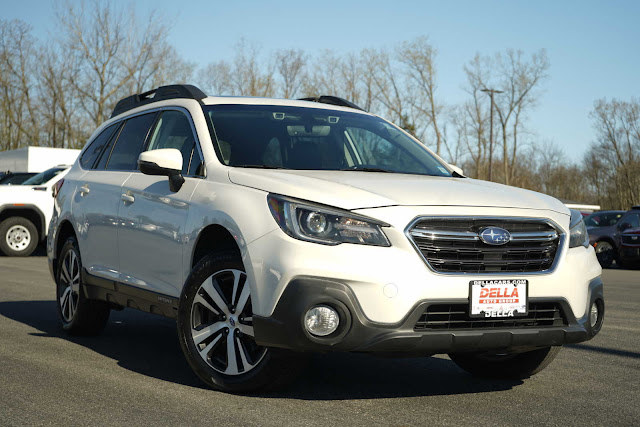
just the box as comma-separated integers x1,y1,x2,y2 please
622,234,640,245
414,302,567,330
408,218,562,273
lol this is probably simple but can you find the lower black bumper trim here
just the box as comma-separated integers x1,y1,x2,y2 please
253,276,602,355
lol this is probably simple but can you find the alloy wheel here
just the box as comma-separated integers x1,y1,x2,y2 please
58,249,80,322
190,269,266,376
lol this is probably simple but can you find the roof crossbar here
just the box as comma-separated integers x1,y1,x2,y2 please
298,95,365,111
111,84,207,118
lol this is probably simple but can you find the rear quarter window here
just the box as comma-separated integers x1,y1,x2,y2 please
80,123,120,169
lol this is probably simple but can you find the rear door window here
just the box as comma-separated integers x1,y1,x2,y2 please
105,113,157,171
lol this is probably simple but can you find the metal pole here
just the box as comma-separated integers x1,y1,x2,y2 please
481,88,503,182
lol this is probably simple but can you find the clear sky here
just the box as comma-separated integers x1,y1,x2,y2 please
3,0,639,159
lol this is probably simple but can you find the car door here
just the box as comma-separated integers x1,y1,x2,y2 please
117,109,204,297
74,113,157,282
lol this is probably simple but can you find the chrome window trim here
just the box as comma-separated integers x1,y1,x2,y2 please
404,215,566,276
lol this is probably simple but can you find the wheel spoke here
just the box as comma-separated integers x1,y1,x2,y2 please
231,270,242,307
237,323,254,337
67,292,74,319
225,331,239,375
60,287,71,315
236,278,251,314
193,293,220,315
200,277,230,315
61,260,71,284
198,332,223,360
236,336,252,370
191,322,226,345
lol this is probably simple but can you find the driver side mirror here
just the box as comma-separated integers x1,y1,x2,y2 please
138,149,185,192
448,163,464,177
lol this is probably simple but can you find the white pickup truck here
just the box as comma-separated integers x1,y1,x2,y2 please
0,166,70,256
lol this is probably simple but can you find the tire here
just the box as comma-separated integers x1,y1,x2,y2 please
177,252,304,393
0,216,38,257
595,241,615,268
449,346,561,379
56,237,110,335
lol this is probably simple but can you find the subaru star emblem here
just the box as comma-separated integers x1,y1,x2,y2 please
479,227,511,245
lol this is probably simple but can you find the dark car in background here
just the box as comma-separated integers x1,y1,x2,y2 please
620,227,640,268
586,207,640,267
0,172,38,185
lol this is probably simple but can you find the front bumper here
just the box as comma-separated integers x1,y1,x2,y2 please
253,276,604,355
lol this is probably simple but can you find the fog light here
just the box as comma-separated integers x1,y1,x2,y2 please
304,305,339,336
590,302,599,328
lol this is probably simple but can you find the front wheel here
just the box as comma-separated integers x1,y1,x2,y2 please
595,241,615,268
177,252,304,393
449,346,561,379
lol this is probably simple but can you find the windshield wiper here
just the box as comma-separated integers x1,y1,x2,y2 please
233,164,284,169
340,167,393,173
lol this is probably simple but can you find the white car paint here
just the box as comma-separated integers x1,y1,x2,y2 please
0,166,70,238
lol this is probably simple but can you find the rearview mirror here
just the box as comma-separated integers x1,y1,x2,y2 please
138,149,184,192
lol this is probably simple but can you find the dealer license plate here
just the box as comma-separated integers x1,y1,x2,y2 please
469,279,528,318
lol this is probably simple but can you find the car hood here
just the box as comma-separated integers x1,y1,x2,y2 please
228,169,569,214
622,227,640,235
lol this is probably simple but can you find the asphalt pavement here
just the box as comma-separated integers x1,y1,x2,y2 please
1,253,638,426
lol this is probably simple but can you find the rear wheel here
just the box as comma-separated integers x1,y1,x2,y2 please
449,346,561,379
177,252,304,393
56,237,110,335
0,216,38,257
595,241,615,268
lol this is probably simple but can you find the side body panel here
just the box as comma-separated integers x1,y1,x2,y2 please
117,174,199,296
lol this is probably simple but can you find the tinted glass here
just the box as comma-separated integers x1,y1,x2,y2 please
80,123,120,169
204,105,451,176
0,173,36,185
22,168,65,185
585,212,624,227
106,113,157,171
626,213,640,229
146,110,197,175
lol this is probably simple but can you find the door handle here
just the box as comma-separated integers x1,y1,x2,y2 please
79,185,90,195
121,193,135,204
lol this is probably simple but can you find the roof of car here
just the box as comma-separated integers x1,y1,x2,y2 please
110,84,371,120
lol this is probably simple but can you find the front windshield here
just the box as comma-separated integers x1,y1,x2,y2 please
22,168,65,186
584,212,624,227
203,105,452,176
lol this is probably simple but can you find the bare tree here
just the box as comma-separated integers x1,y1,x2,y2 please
587,98,640,208
56,0,189,128
0,19,39,150
398,37,445,155
274,48,306,98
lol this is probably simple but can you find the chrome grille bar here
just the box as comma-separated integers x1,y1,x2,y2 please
406,217,564,274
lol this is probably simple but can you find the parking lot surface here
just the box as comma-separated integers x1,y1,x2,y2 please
0,255,638,426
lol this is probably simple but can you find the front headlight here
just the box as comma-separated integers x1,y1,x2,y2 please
569,209,589,248
267,194,391,246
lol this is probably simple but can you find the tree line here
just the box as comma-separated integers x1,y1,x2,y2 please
1,1,637,209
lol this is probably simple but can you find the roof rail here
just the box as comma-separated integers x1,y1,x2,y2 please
632,205,640,210
298,95,365,111
111,84,207,118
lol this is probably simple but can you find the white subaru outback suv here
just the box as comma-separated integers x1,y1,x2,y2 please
48,85,604,392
